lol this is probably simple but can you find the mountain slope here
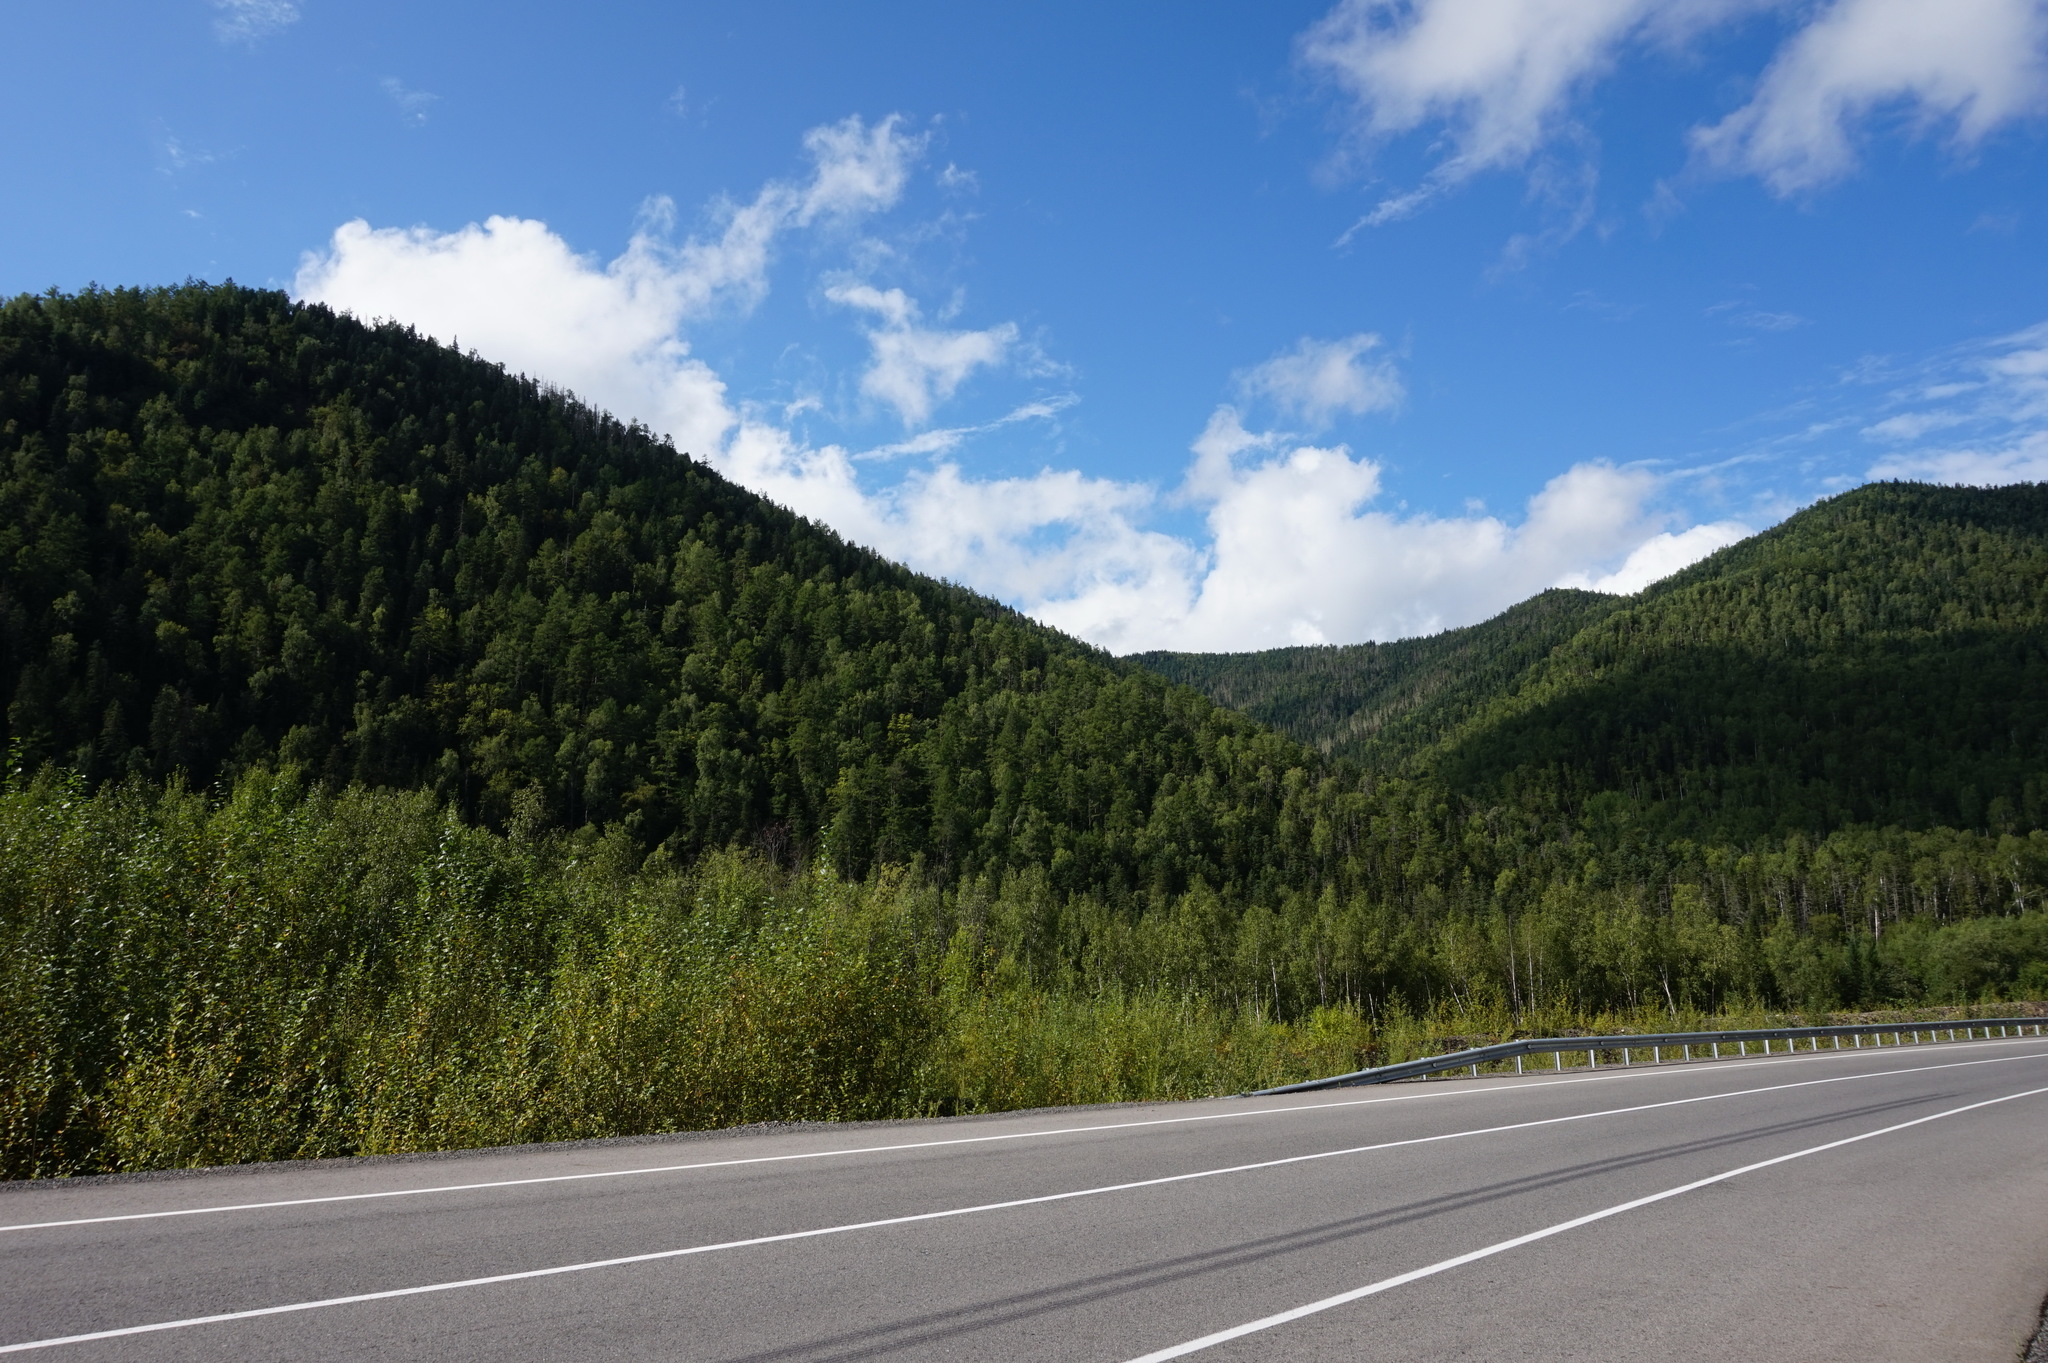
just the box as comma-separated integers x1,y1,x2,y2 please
1136,483,2048,842
1433,482,2048,840
0,283,1315,896
1132,588,1620,770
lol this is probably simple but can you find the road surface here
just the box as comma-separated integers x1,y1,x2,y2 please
4,1033,2046,1361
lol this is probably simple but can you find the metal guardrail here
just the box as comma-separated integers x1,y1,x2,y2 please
1251,1017,2048,1096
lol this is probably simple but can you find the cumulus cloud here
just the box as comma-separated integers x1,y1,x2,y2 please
294,114,926,455
1557,521,1751,592
1041,426,1738,653
1693,0,2048,194
297,214,741,456
1235,334,1404,429
1300,0,2048,218
213,0,298,43
294,117,1738,655
827,284,1018,426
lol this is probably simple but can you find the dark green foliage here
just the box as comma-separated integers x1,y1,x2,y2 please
0,283,1311,898
1138,484,2048,844
1435,484,2048,841
1133,588,1619,768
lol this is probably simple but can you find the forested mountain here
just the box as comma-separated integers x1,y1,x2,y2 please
0,283,1311,895
1436,483,2048,842
1133,588,1619,770
1138,483,2048,845
4,283,2046,1177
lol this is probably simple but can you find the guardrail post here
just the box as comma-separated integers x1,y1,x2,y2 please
1712,1042,1720,1058
1893,1032,1901,1045
1555,1050,1563,1071
1516,1055,1523,1074
1589,1048,1598,1068
1623,1047,1631,1067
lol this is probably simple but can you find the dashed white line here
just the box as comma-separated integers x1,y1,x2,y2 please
7,1036,2040,1235
2,1050,2042,1354
1118,1081,2048,1362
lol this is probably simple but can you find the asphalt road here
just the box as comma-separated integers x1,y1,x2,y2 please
5,1034,2047,1362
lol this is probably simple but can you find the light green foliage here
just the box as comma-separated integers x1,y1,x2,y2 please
0,771,932,1177
4,771,2042,1176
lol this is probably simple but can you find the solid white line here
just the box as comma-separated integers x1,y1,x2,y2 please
1119,1081,2048,1363
10,1034,2042,1236
2,1050,2041,1354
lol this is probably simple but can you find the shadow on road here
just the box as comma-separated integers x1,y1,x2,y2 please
710,1091,1944,1362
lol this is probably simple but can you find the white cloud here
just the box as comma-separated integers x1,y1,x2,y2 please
1861,410,1968,442
212,0,298,43
1557,520,1751,592
1859,322,2048,483
1693,0,2048,194
828,284,1018,426
1870,431,2048,485
1301,0,1777,224
296,214,740,457
294,114,926,454
382,78,439,125
1302,0,1656,178
1235,334,1404,429
293,116,1738,656
797,115,927,223
1301,0,2047,217
856,397,1078,462
1040,431,1738,653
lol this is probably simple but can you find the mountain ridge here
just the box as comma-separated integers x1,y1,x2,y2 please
0,282,1316,897
1135,480,2048,843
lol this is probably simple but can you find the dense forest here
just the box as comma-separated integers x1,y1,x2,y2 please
1137,483,2048,845
3,283,2045,1176
1134,588,1620,770
0,282,1310,896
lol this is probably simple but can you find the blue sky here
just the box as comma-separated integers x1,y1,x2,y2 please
6,1,2048,651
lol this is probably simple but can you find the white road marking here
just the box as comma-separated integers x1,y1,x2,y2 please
7,1035,2040,1235
2,1050,2042,1354
1118,1080,2048,1362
